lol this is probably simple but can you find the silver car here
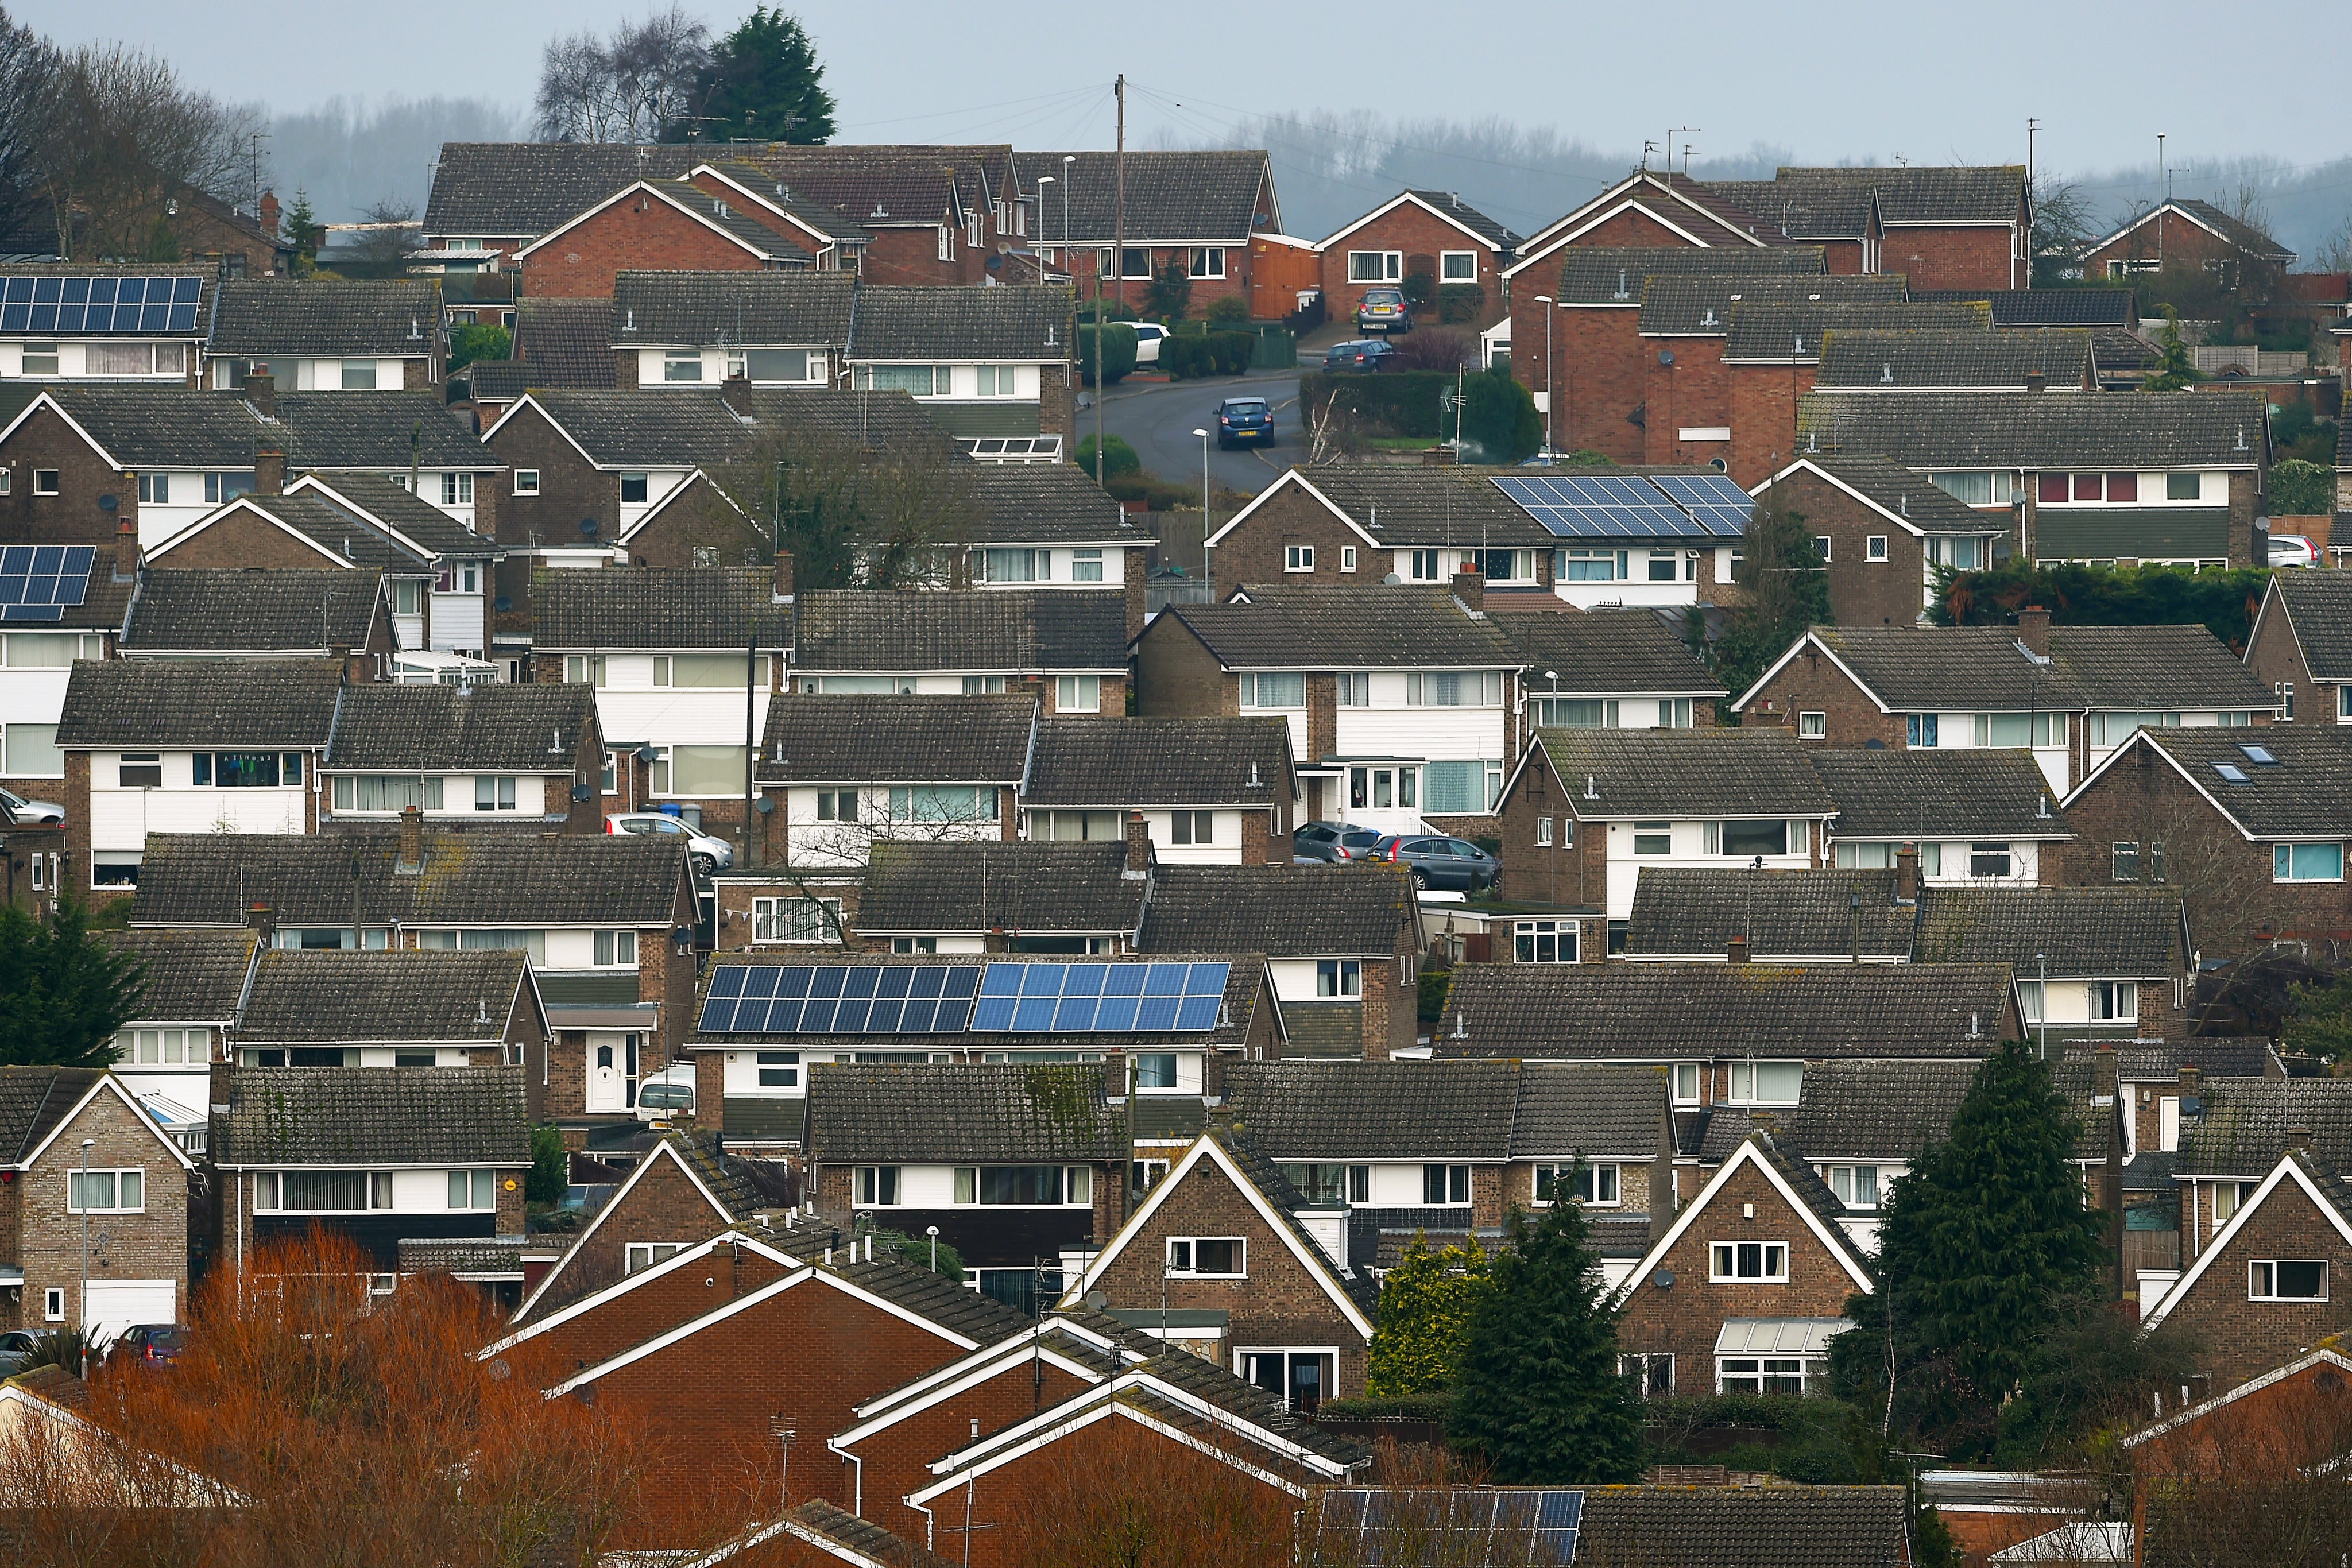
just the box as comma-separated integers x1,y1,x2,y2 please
605,812,734,874
0,786,63,824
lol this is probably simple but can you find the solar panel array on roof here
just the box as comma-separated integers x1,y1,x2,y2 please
971,961,1228,1033
698,964,981,1034
1647,473,1759,535
1,276,203,335
0,544,95,622
1490,473,1747,540
1316,1489,1581,1565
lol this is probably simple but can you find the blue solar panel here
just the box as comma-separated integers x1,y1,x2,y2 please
1314,1489,1580,1564
0,275,200,335
1648,473,1758,536
0,544,94,624
970,961,1229,1034
1492,474,1709,541
697,964,978,1034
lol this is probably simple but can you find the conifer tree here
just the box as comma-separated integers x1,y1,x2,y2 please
1366,1232,1489,1397
0,899,142,1068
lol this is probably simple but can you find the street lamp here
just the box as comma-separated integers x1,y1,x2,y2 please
1531,295,1554,458
1060,154,1074,251
1035,176,1054,269
78,1137,93,1377
1192,428,1211,543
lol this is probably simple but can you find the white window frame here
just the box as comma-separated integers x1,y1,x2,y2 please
1348,251,1403,284
1166,1236,1247,1278
1866,535,1889,561
1533,1162,1619,1207
1513,918,1576,963
1829,1165,1881,1209
1672,1063,1701,1104
2249,1260,2328,1302
1708,1241,1790,1283
1421,1163,1472,1206
446,1169,496,1210
67,1168,146,1213
44,1287,63,1321
513,467,540,495
33,469,59,496
1716,1356,1811,1396
1055,674,1101,713
1285,544,1314,572
2274,842,2344,882
1316,958,1361,997
855,1166,903,1207
1340,545,1356,573
1727,1061,1802,1105
1797,711,1827,739
1620,1352,1675,1396
1186,246,1226,280
625,1242,688,1274
1439,250,1479,282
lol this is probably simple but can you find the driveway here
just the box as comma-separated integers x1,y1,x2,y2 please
1089,369,1302,499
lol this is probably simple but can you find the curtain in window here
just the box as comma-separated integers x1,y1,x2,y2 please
670,746,748,796
1422,762,1485,814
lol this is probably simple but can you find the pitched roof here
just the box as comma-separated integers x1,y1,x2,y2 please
756,693,1033,783
323,683,597,771
1013,150,1272,241
1811,748,2071,838
2053,626,2273,713
2117,723,2352,839
1910,289,2136,327
961,460,1135,545
737,144,1013,231
1756,454,1999,533
1638,272,1907,335
102,928,257,1023
1780,623,2267,714
2175,1077,2352,1178
425,143,701,237
533,567,788,651
1913,886,2181,977
1163,584,1518,669
1551,246,1824,305
1532,726,1836,818
1720,300,1992,361
857,839,1145,934
1575,1485,1911,1568
278,392,499,471
1237,466,1554,548
158,493,433,574
1138,864,1415,958
849,284,1074,362
503,390,748,469
1436,963,2014,1060
122,569,384,653
2096,199,2295,265
635,179,814,262
1491,607,1726,695
210,1066,531,1166
507,295,618,390
741,385,969,462
1023,716,1290,807
209,279,442,357
1716,165,2026,236
296,471,497,557
0,1068,109,1164
28,386,269,468
0,262,219,336
1511,1062,1668,1158
56,657,344,747
1812,328,2094,390
609,270,853,347
235,949,528,1044
2061,1036,2273,1081
806,1063,1127,1163
1795,388,2269,469
1626,866,1916,960
794,589,1125,673
766,1499,958,1568
1221,1060,1520,1161
130,830,687,928
1780,1058,1980,1161
2266,571,2352,681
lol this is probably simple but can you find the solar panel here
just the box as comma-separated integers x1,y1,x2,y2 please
1648,473,1759,536
1313,1489,1581,1565
0,544,95,623
1491,473,1709,541
970,961,1229,1033
0,275,202,335
697,964,979,1034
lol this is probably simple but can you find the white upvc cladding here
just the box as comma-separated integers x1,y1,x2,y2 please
782,785,1000,868
1602,819,1815,921
324,773,559,818
89,760,308,852
2,341,194,380
1832,838,2043,888
615,469,696,532
1904,713,2073,793
205,357,416,392
253,1167,497,1213
2080,710,2258,777
1144,808,1240,865
972,544,1134,587
430,587,488,655
632,347,832,388
591,684,771,772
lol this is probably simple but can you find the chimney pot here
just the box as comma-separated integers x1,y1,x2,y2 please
1726,934,1751,965
245,902,274,939
2018,605,2051,659
1451,567,1484,613
1895,843,1920,903
397,805,425,873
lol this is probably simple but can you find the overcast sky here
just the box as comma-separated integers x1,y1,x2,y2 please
15,0,2346,180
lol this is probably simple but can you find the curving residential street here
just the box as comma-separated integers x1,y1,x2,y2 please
1086,369,1304,500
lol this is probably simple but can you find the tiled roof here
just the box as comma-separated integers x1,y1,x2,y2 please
509,296,618,390
301,472,497,557
2061,1036,2273,1081
131,830,687,928
856,839,1146,934
1792,624,2266,714
1910,288,2136,327
775,1499,957,1568
1626,867,1916,959
2176,1078,2352,1178
806,1062,1127,1163
508,390,748,468
1491,607,1726,695
1013,150,1272,241
324,683,598,771
794,589,1125,673
279,392,499,471
533,567,788,650
103,928,257,1023
1757,454,1995,533
2088,327,2160,374
1719,300,1990,361
1138,864,1414,957
56,657,344,747
1279,1005,1364,1060
425,143,699,237
756,693,1033,783
184,493,432,574
1812,328,2094,390
670,1128,772,1221
34,386,268,468
2158,200,2296,264
236,949,527,1044
741,386,968,462
2269,572,2352,681
1023,716,1290,807
1222,1060,1521,1161
2051,625,2273,711
1435,963,2014,1061
1551,246,1823,305
210,279,442,357
849,284,1075,362
1166,584,1519,669
737,144,1014,231
1777,1058,1980,1162
698,166,870,243
1637,273,1906,336
1913,886,2181,978
211,1066,531,1167
1511,1062,1668,1157
2130,723,2352,839
0,1068,108,1165
0,262,217,334
123,570,384,653
609,270,852,347
961,460,1135,545
1811,749,2071,839
1794,388,2269,469
1264,466,1554,548
1533,727,1836,818
639,179,812,262
1576,1484,1910,1567
1717,165,2025,235
1398,189,1519,247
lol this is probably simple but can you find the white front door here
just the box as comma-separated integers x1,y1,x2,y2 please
585,1031,640,1112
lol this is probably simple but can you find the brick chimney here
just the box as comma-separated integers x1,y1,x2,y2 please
114,515,139,584
1452,567,1484,612
254,445,285,497
2025,371,2047,393
719,373,753,417
1124,810,1153,877
1726,934,1751,965
244,368,275,418
2018,605,2051,659
244,902,274,941
2289,1125,2313,1152
772,550,795,599
2177,1063,2201,1100
258,189,280,238
2094,1043,2118,1101
1894,843,1920,903
396,806,424,873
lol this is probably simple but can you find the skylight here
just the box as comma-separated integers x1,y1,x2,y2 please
2212,762,2251,784
2239,744,2278,766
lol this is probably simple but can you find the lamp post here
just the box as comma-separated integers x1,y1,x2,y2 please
78,1137,93,1377
1061,154,1074,252
1532,295,1554,458
1192,428,1211,543
1035,176,1053,270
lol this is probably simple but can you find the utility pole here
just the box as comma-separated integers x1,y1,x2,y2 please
1097,75,1123,488
2157,133,2167,270
2026,118,2039,287
1667,128,1699,192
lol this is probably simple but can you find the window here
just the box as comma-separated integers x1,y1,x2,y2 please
2094,981,2138,1021
1633,822,1672,855
1340,545,1356,572
1071,548,1104,582
2167,473,2201,501
753,897,838,943
341,359,378,390
204,471,254,504
857,365,953,396
1422,1164,1471,1205
1337,672,1369,706
563,655,606,686
1866,535,1889,561
1514,919,1576,963
889,785,989,824
1285,544,1314,572
955,1165,1089,1205
662,349,703,383
625,1242,687,1274
1241,672,1305,708
1535,817,1553,847
619,473,649,504
1673,1063,1701,1104
2250,1260,2327,1301
2090,711,2181,748
1798,711,1826,739
193,752,301,788
137,473,169,504
256,1171,393,1211
1169,810,1215,846
982,547,1049,582
390,579,425,616
661,746,749,796
2073,473,2103,501
961,676,1008,696
856,1166,902,1206
1407,671,1502,707
1471,548,1527,583
22,343,58,376
1186,246,1226,278
2111,840,2164,884
1316,959,1361,997
332,775,443,812
514,469,539,494
970,365,1015,397
756,1051,800,1087
117,1027,203,1066
474,776,517,811
1055,675,1100,712
115,752,163,788
1166,1237,1245,1276
2278,682,2296,721
1974,713,2065,748
591,930,638,966
1813,536,1832,562
1719,820,1789,858
1410,548,1445,581
2107,473,2138,502
1969,843,2013,878
67,1169,145,1213
1282,1164,1359,1206
1440,251,1478,281
1535,1163,1618,1206
2275,843,2344,881
1719,1358,1806,1395
1929,471,1994,505
440,471,474,506
1709,1241,1789,1282
1348,251,1402,283
1133,1052,1177,1090
33,469,59,495
446,1169,495,1209
1727,1062,1802,1104
1620,1353,1674,1397
1906,714,1939,747
44,1288,63,1321
740,348,811,382
1830,1166,1880,1208
814,791,854,822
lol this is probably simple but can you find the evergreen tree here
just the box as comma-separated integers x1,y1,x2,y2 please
1706,503,1832,710
2142,305,2202,392
680,8,836,145
1445,1201,1645,1484
0,900,143,1068
284,188,326,274
1366,1232,1490,1397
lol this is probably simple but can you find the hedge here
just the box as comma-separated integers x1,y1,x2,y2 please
1298,370,1449,437
1437,283,1486,324
1077,321,1137,386
1161,330,1255,380
1316,1393,1453,1423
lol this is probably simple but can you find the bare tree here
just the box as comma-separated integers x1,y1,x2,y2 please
33,42,253,260
0,7,60,244
532,7,710,144
2314,209,2352,275
695,415,978,592
334,198,421,278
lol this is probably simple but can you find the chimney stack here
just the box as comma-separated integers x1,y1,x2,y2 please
2289,1125,2313,1152
772,549,795,600
1894,843,1920,903
244,902,274,940
1452,567,1484,613
2025,371,2047,394
719,372,752,417
2094,1043,2118,1101
258,189,281,238
2177,1063,2201,1100
396,806,425,873
254,444,285,497
244,368,275,419
2018,605,2051,659
1124,810,1153,876
1726,934,1751,965
114,514,139,584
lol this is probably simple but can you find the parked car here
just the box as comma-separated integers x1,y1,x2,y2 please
1131,322,1170,365
111,1323,185,1371
1370,834,1500,892
1216,397,1275,450
606,812,733,874
0,1329,42,1374
1293,821,1386,864
635,1064,697,1124
0,786,63,824
1323,339,1398,373
1355,287,1413,334
2268,533,2320,568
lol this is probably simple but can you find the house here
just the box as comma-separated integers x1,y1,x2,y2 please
0,264,216,386
1314,189,1519,329
209,1065,531,1275
1909,286,2154,386
1498,607,1727,728
960,462,1152,603
841,838,1148,957
1135,863,1421,1060
1735,615,2276,792
2119,1347,2352,1532
791,590,1128,713
227,946,544,1071
56,656,346,893
844,285,1077,452
1134,583,1522,834
100,927,260,1147
1012,150,1279,314
0,1067,197,1340
533,567,791,842
514,178,816,300
1913,886,2192,1042
0,532,130,807
1707,165,2033,289
1204,466,1561,598
204,278,446,392
119,569,393,667
465,296,616,418
1492,726,1839,927
2165,1076,2352,1270
754,693,1031,869
1810,327,2095,393
1746,454,2017,624
275,471,501,657
2083,199,2295,288
1810,748,2075,882
1792,388,2272,567
1625,866,1918,965
609,269,849,390
318,682,604,835
2243,570,2352,726
139,486,441,642
1022,717,1297,864
676,1501,957,1568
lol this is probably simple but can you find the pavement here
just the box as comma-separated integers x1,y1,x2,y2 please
1085,367,1304,499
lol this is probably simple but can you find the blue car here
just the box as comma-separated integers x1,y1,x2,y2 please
1217,396,1274,450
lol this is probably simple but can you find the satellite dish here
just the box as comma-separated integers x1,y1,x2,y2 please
635,744,661,763
1658,350,1674,366
98,494,118,512
493,596,512,613
570,784,594,803
579,518,599,537
1383,572,1402,584
754,796,776,815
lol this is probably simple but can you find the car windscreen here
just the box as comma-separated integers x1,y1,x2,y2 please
1225,401,1268,415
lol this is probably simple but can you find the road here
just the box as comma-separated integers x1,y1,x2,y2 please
1087,369,1303,500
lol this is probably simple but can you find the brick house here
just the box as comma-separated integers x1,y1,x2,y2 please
204,278,446,392
792,590,1128,715
608,269,849,389
1812,748,2076,882
0,1068,196,1340
208,1064,530,1275
1708,166,2032,289
1012,150,1279,315
514,178,817,300
753,693,1032,870
960,463,1152,600
2165,1078,2352,1275
1746,455,2016,625
2082,199,2295,289
274,472,501,658
225,945,542,1067
1203,467,1564,600
1314,189,1519,330
1023,717,1297,865
1905,287,2156,386
0,532,129,810
842,837,1149,957
2243,570,2352,726
1792,387,2272,568
141,487,440,641
2119,1346,2352,1517
99,927,260,1148
1608,1130,1874,1399
318,682,604,834
0,263,218,387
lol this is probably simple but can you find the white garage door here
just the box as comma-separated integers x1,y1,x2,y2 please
84,1279,177,1349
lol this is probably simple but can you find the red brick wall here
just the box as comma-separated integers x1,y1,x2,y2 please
521,200,771,300
2245,595,2328,723
1736,645,1901,746
1819,239,1866,276
1882,225,2021,292
0,405,134,547
1133,617,1237,718
842,1357,1091,1543
1319,203,1502,327
1,1089,187,1333
1723,363,1819,487
528,1153,733,1316
1494,750,1607,908
1641,336,1731,467
1748,467,1929,627
2157,1175,2352,1392
145,507,350,569
1208,482,1371,593
1534,307,1647,463
525,1242,794,1373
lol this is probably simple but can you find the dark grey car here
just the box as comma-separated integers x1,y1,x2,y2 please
1370,834,1500,891
1293,821,1386,864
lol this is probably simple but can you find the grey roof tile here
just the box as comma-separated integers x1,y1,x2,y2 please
806,1062,1127,1163
236,948,528,1043
1550,246,1824,305
757,693,1033,783
2061,1037,2273,1081
1264,465,1556,548
1023,716,1290,808
278,392,499,472
1399,189,1519,247
1811,749,2071,839
1910,289,2136,327
736,145,1014,232
1720,300,1992,362
1776,1058,1981,1162
509,296,618,390
1166,584,1519,669
56,657,344,747
1279,1005,1365,1060
740,386,968,461
300,472,498,558
610,270,852,348
179,493,434,574
34,386,268,468
1813,328,2095,390
795,590,1125,673
2268,572,2352,680
1626,867,1915,959
324,683,598,771
533,567,788,650
1534,726,1837,818
2146,200,2295,264
1576,1485,1910,1567
103,928,258,1023
1794,623,2269,713
1491,607,1726,696
1756,454,1998,533
2052,625,2274,711
1511,1062,1668,1157
1222,1060,1520,1161
850,284,1074,362
506,390,748,469
639,180,812,262
210,279,442,357
1013,150,1272,241
1138,864,1415,957
856,839,1144,934
777,1499,957,1568
962,461,1139,545
1913,885,2182,977
1796,388,2270,469
211,1066,531,1166
426,143,701,237
123,570,385,653
0,1068,109,1165
1638,273,1907,336
2129,723,2352,838
2175,1077,2352,1178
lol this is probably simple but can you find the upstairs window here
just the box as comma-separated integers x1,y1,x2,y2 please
1709,1241,1789,1282
663,350,703,382
1285,544,1314,572
1727,1061,1802,1104
2275,843,2343,882
2249,1260,2327,1301
1186,247,1226,279
1241,672,1305,709
1535,1162,1617,1206
1316,959,1361,997
1422,1164,1471,1205
1167,1237,1245,1276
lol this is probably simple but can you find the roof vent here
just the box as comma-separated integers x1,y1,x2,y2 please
1808,292,1822,301
1701,308,1719,327
1368,506,1380,530
549,727,564,754
1615,269,1630,300
2037,793,2051,819
1881,363,1894,383
1968,1011,1980,1039
1248,760,1261,787
624,309,636,333
2235,427,2248,452
1452,1010,1468,1040
1900,494,1908,516
409,316,422,342
1584,773,1598,801
475,998,490,1024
